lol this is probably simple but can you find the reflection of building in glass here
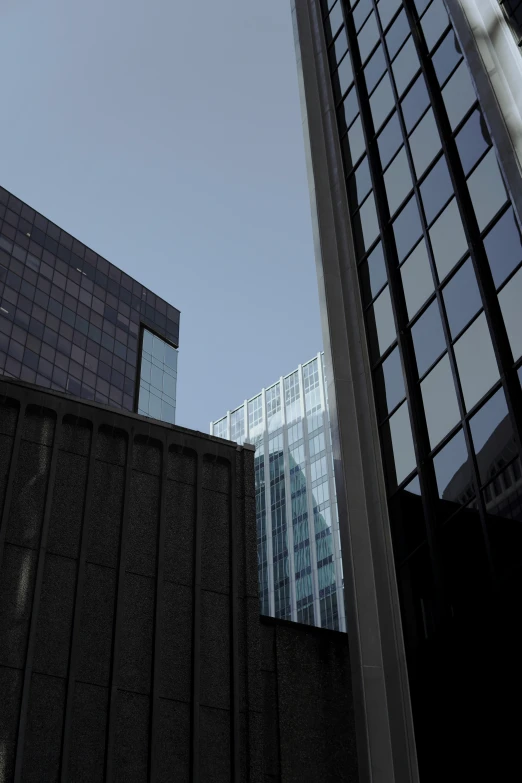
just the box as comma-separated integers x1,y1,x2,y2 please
292,0,522,779
211,353,345,631
0,186,180,425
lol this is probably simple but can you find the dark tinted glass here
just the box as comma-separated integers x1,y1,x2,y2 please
347,157,372,208
365,46,387,94
484,208,522,289
392,37,420,96
401,74,430,132
375,346,406,415
421,0,450,51
393,195,422,262
360,242,387,302
470,388,513,484
329,27,349,68
353,192,380,257
443,259,482,338
354,0,373,31
358,13,380,62
378,113,403,168
384,148,412,216
409,109,441,178
338,88,359,132
411,300,446,377
456,109,491,176
432,31,462,86
420,155,453,224
345,117,366,168
332,53,354,102
370,73,396,131
386,9,409,58
378,0,402,31
421,355,461,449
325,0,344,42
434,429,471,504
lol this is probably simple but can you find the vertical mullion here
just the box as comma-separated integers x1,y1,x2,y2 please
0,400,26,568
13,408,63,783
228,446,240,781
104,428,134,783
190,449,203,782
60,422,99,782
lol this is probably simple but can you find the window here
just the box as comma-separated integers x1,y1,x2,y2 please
454,313,499,411
360,242,387,303
401,240,434,319
411,300,446,377
429,198,468,281
409,109,441,178
367,286,395,359
484,208,522,289
433,429,470,502
467,149,507,231
432,31,462,86
374,346,405,415
384,148,412,216
421,354,460,448
353,192,380,257
420,155,453,224
442,61,476,130
392,37,420,95
443,259,482,338
499,266,522,362
377,113,403,168
370,72,396,131
393,195,422,262
456,108,491,176
138,328,177,425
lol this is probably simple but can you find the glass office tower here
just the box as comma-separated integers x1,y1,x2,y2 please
211,353,345,631
292,0,522,780
0,186,179,424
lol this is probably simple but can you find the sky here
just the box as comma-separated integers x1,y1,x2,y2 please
0,0,322,433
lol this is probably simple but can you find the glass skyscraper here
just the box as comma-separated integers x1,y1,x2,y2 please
292,0,522,780
0,186,179,424
211,353,345,631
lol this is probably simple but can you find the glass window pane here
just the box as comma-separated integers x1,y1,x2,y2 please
365,46,387,95
467,149,507,231
344,116,366,169
152,335,165,362
499,266,522,361
370,72,395,131
413,0,430,15
384,147,412,216
347,157,372,208
443,259,482,339
401,74,430,133
378,0,402,31
353,192,380,256
392,37,420,96
412,300,446,377
434,429,471,503
138,386,150,415
421,354,461,449
442,62,476,130
330,27,348,68
358,13,380,63
386,9,409,58
360,242,387,302
393,195,422,262
454,313,499,411
368,286,396,357
409,109,441,179
377,113,403,169
421,0,450,51
325,0,344,42
484,208,522,289
388,401,416,485
420,154,453,225
375,346,406,415
470,388,511,484
142,329,153,355
332,53,354,102
429,198,468,281
354,0,373,31
455,108,491,176
401,240,434,319
432,31,463,86
165,343,178,370
338,88,359,132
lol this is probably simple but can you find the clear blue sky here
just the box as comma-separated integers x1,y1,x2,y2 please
0,0,322,432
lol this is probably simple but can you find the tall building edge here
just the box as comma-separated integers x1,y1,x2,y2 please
290,2,418,782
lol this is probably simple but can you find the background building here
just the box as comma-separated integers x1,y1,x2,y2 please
292,0,522,780
211,353,345,631
0,186,179,424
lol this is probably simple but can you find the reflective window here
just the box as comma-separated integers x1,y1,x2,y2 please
467,149,507,231
392,37,421,96
375,346,406,415
387,401,416,485
432,31,462,86
377,113,403,168
368,286,395,358
386,9,409,58
365,46,387,95
353,192,380,257
138,328,177,424
346,116,366,167
499,266,522,361
378,0,402,31
330,28,349,68
420,155,453,225
347,156,372,208
384,148,412,216
409,109,441,179
454,313,499,411
420,0,450,51
393,195,423,262
325,0,344,42
353,0,373,31
434,429,471,503
358,13,380,63
442,62,477,130
484,208,522,289
421,354,460,448
401,74,430,133
412,300,446,377
370,72,395,131
332,53,354,102
429,198,468,281
360,242,387,303
470,388,511,484
413,0,430,15
443,259,482,339
338,88,359,132
455,108,491,176
401,240,434,319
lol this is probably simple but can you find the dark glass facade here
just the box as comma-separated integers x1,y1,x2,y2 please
0,186,179,419
310,0,522,778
